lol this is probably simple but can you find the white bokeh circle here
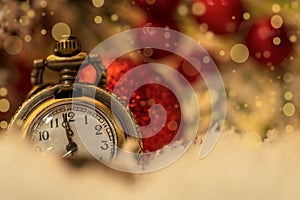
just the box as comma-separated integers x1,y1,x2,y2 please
75,27,226,173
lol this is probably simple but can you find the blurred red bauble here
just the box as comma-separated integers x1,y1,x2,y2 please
0,59,32,130
136,18,179,59
106,57,181,152
192,0,244,34
134,0,180,18
245,16,293,66
176,59,201,84
15,59,32,94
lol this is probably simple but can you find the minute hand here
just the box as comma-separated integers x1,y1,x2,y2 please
62,113,78,157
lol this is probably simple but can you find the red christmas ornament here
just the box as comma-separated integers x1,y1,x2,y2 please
15,59,32,94
245,16,293,66
0,59,31,129
192,0,244,34
134,0,180,18
136,18,180,59
105,57,181,152
177,59,202,84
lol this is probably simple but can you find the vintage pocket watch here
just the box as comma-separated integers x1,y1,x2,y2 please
7,36,142,163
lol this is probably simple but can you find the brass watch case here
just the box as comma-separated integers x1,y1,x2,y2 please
8,83,142,156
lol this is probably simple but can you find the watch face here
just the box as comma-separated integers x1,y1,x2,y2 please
26,99,119,162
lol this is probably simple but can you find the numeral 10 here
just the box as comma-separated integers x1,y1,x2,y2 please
39,130,49,141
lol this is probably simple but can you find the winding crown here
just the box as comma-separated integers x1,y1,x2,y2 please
54,35,81,57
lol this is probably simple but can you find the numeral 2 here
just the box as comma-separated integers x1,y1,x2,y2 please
95,125,103,135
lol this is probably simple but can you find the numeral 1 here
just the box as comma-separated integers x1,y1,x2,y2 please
84,115,88,125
